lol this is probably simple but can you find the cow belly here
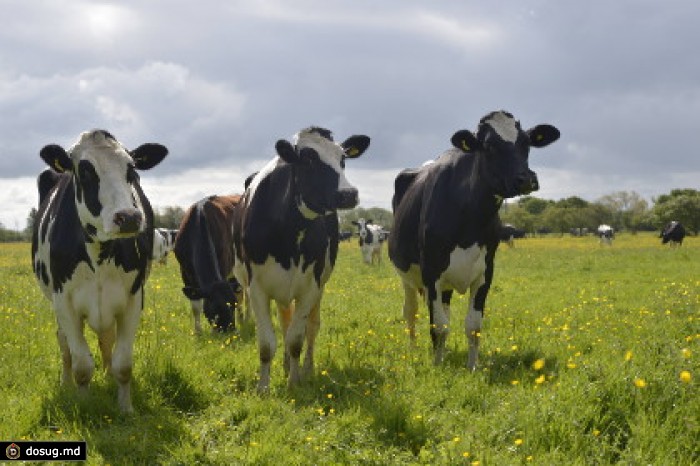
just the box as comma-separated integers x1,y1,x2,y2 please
440,245,486,294
65,262,140,333
249,257,324,306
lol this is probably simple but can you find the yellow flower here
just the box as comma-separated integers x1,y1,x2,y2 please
679,371,692,383
514,438,524,446
535,375,545,384
624,350,633,362
566,361,577,369
592,429,600,437
681,348,692,359
532,358,545,370
511,380,520,385
633,378,647,388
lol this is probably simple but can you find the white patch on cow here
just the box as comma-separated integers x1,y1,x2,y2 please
440,244,487,294
245,156,279,207
484,111,518,143
359,223,383,265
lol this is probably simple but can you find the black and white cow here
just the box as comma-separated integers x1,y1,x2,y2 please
174,195,244,333
499,223,526,248
233,126,370,391
597,224,614,246
31,130,167,412
660,221,685,247
389,111,559,368
152,228,177,264
351,218,384,264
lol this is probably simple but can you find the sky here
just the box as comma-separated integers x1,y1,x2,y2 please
1,0,699,230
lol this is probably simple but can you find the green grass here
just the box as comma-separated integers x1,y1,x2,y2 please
0,234,698,464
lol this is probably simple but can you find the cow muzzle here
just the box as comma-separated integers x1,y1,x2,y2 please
516,171,539,195
336,188,359,210
113,209,143,234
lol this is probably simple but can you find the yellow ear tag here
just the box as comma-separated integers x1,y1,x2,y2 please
347,147,359,157
461,141,470,151
54,160,65,172
536,134,544,141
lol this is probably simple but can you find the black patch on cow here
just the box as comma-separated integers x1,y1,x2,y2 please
77,160,102,217
38,169,63,206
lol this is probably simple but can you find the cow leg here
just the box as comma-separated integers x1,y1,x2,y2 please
401,281,419,342
56,328,72,385
111,300,142,413
98,324,116,374
190,299,204,335
250,283,275,392
465,299,483,371
285,294,317,388
277,302,294,376
302,300,321,379
55,309,94,391
427,283,449,365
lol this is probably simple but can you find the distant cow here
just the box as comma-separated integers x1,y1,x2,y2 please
233,126,370,391
31,130,167,412
499,223,525,248
352,218,384,264
174,195,244,333
660,221,685,247
152,228,177,264
389,111,559,368
597,224,614,245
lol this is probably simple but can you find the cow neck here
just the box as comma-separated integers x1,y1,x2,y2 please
296,195,323,220
461,152,503,219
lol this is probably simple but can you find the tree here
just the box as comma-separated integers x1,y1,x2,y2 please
596,191,649,233
652,189,700,234
154,206,186,229
338,207,393,233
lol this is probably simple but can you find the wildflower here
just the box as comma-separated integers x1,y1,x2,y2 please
592,429,600,437
633,378,647,388
511,380,520,385
681,348,692,359
624,350,633,362
514,438,523,446
679,371,692,383
532,358,545,370
535,375,545,384
566,361,577,369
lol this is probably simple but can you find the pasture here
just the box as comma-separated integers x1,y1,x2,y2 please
1,234,698,465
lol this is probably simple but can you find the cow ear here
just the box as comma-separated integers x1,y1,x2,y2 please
341,135,370,159
132,143,168,170
40,144,72,173
527,125,560,148
275,139,299,164
244,171,258,190
451,130,480,153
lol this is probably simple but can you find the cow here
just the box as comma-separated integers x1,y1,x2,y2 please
351,218,384,264
389,110,559,368
232,126,370,391
174,194,244,334
31,129,167,413
597,224,614,246
152,228,177,264
660,221,685,247
499,223,526,248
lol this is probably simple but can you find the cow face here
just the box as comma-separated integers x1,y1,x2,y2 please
451,111,559,198
275,127,370,216
39,130,167,242
351,218,373,245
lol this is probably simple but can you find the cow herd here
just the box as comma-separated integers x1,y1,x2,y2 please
28,111,684,413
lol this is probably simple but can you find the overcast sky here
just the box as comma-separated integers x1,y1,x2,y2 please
1,1,699,230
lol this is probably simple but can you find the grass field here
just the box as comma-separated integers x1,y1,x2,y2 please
0,234,698,465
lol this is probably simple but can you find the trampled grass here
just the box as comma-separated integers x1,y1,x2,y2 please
0,234,698,464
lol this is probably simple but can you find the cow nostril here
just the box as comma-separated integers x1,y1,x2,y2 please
113,210,142,233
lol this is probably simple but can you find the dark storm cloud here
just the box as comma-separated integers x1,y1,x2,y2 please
1,0,699,228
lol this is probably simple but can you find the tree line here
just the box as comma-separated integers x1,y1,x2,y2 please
8,188,698,243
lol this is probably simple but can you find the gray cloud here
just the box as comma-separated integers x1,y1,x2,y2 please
1,0,699,229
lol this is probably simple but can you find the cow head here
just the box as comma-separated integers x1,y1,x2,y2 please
351,218,373,245
39,130,167,242
275,127,370,218
451,111,559,198
183,279,238,332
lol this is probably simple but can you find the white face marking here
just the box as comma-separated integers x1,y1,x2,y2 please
294,130,354,191
484,112,518,143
